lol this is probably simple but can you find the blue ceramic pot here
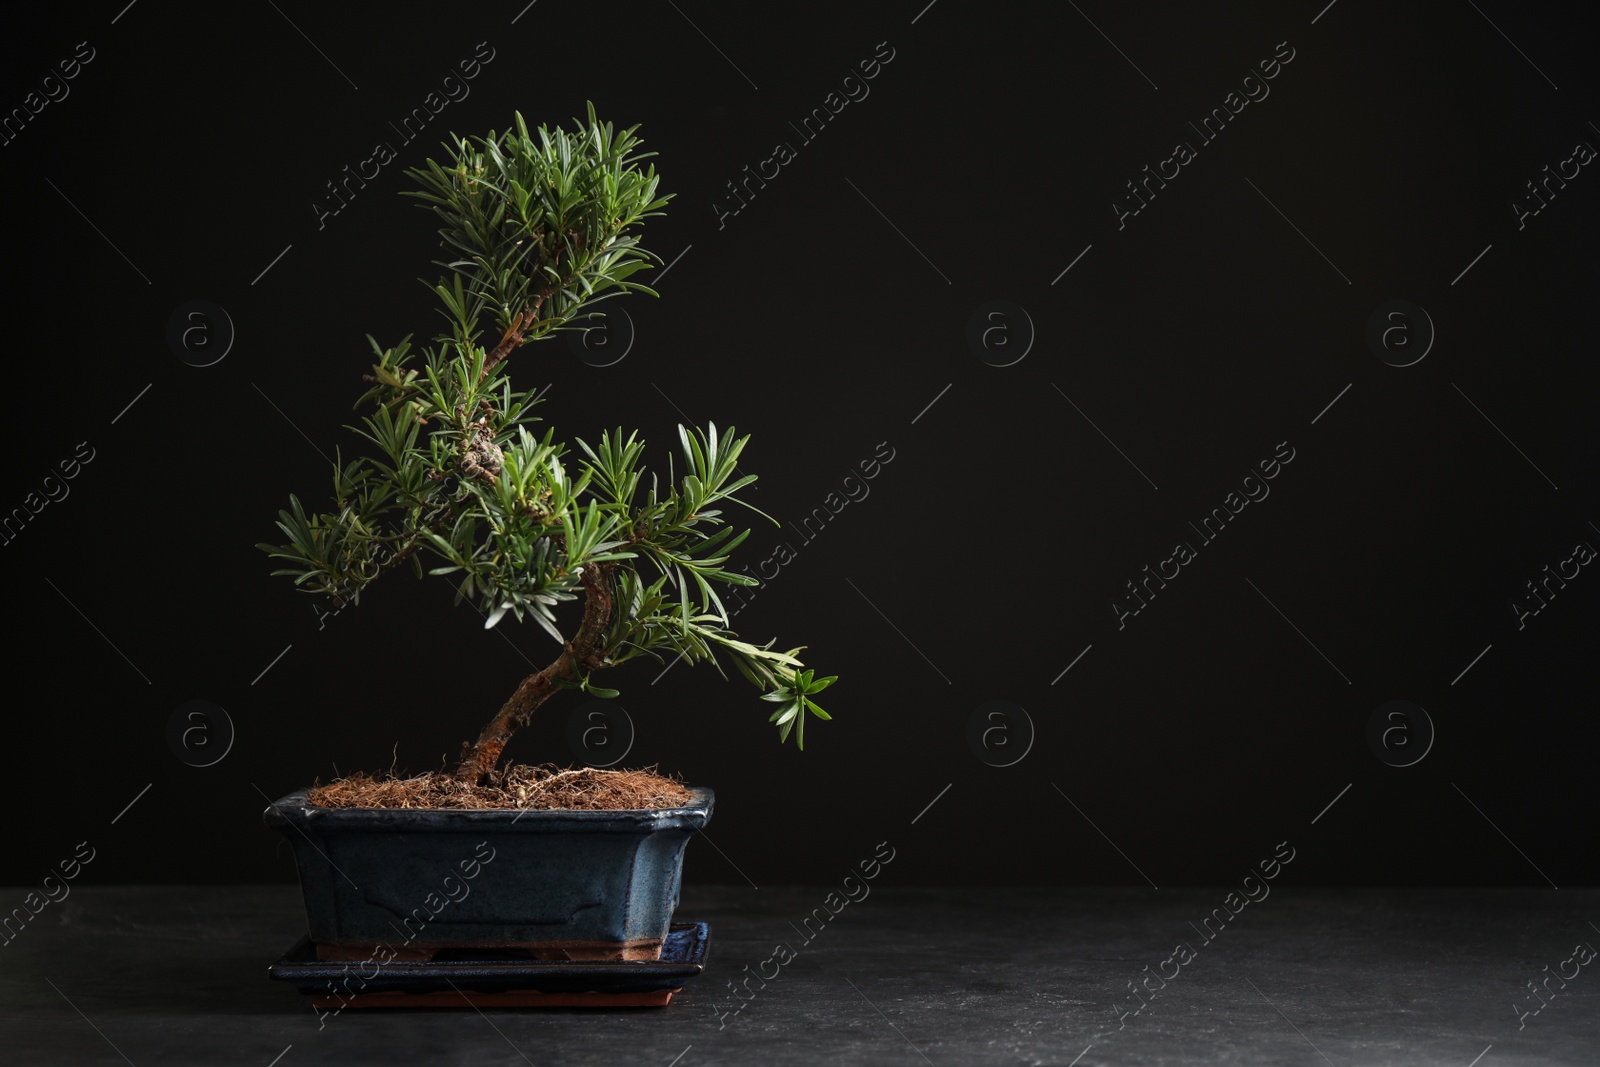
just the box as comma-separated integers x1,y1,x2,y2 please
263,786,712,961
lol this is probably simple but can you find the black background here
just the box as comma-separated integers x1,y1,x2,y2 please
3,0,1595,889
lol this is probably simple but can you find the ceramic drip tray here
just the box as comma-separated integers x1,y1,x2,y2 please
269,921,709,1008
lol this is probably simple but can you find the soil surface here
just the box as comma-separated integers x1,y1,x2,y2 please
305,763,695,810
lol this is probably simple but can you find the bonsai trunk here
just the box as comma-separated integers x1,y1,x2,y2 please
454,562,615,784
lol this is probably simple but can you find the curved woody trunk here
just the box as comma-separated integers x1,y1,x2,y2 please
455,563,615,783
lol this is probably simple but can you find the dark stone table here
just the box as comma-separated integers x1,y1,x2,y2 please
1,885,1595,1065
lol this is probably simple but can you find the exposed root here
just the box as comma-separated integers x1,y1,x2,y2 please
305,762,695,811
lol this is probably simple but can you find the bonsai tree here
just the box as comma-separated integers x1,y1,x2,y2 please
260,104,834,786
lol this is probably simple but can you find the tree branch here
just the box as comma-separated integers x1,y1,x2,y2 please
478,230,591,380
480,287,552,380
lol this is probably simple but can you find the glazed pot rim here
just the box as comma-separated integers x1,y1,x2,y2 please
262,785,714,832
